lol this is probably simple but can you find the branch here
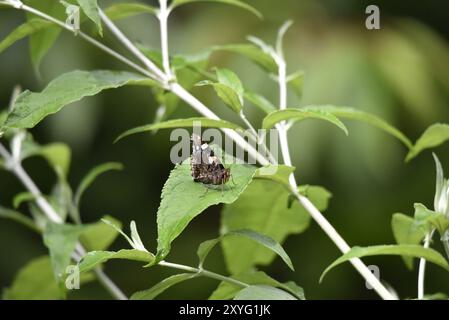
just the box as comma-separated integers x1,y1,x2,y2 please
157,0,173,78
418,230,434,299
159,260,249,288
273,31,395,299
0,142,127,300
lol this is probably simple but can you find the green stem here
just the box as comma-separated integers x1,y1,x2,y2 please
158,261,249,288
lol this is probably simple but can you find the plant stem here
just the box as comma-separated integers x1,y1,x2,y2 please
1,1,159,81
159,261,249,288
418,230,434,299
98,9,167,82
274,47,395,300
0,142,127,300
158,0,172,78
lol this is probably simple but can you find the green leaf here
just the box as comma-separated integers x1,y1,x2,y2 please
391,213,428,269
406,124,449,161
0,19,52,54
254,165,295,190
156,150,257,261
78,249,154,274
414,203,449,236
262,108,348,135
213,44,277,73
130,273,198,300
197,229,294,271
216,68,244,98
306,105,412,149
104,2,157,21
4,70,156,129
74,162,123,207
210,271,304,300
244,91,276,114
234,285,297,300
76,0,102,36
13,192,35,209
43,223,85,287
287,71,304,97
170,0,263,20
221,180,330,274
116,117,242,142
80,215,122,251
20,135,71,176
196,81,243,113
25,0,65,72
4,256,59,300
320,245,449,283
49,168,73,221
0,205,40,233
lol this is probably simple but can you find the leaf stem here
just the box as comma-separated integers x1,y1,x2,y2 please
274,31,395,300
1,1,159,81
418,230,434,299
157,0,173,78
0,141,127,300
158,260,249,288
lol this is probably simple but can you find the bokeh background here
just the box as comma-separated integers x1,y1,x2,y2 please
1,0,449,299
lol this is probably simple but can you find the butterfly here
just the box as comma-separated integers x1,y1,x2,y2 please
190,133,231,187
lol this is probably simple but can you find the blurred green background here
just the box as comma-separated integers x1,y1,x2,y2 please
1,0,449,299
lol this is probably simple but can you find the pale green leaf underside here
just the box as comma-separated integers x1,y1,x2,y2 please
78,249,155,274
234,285,297,300
80,215,122,252
104,2,157,20
116,117,242,142
156,153,257,261
306,105,412,149
221,180,330,274
244,91,276,114
43,223,85,284
209,270,305,300
391,213,427,270
76,0,102,36
212,44,277,73
197,229,294,271
406,124,449,161
254,165,295,190
4,70,156,129
196,81,243,113
0,19,52,54
262,108,349,135
170,0,263,20
26,0,65,71
3,256,59,300
320,245,449,283
130,273,198,300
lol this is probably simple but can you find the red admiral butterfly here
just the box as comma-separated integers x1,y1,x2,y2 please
190,133,231,187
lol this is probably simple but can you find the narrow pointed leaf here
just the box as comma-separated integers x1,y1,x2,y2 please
130,273,198,300
306,105,412,148
320,245,449,283
262,108,348,135
76,0,102,36
78,249,155,274
0,19,52,54
407,124,449,161
116,117,242,142
104,2,157,20
170,0,262,19
234,285,296,300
